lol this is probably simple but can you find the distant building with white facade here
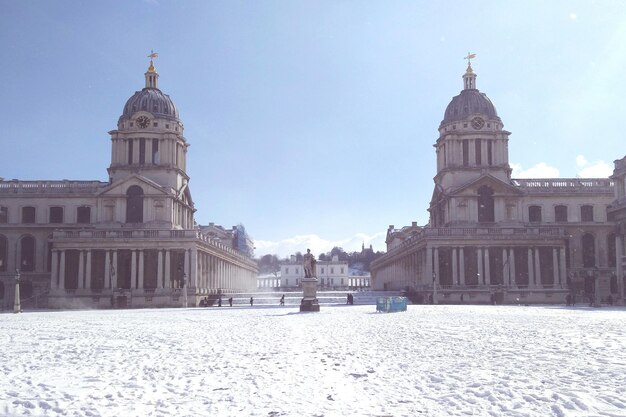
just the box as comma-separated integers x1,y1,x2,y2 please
277,255,349,290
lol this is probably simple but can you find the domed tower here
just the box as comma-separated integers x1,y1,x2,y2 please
429,57,515,227
434,60,511,190
108,55,189,193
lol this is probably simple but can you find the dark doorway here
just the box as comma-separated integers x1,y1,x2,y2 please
126,186,144,223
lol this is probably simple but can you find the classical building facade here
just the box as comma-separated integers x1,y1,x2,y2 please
277,255,350,290
0,58,257,309
371,62,625,304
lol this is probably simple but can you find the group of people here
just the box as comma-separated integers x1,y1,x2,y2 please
346,293,354,305
198,296,254,307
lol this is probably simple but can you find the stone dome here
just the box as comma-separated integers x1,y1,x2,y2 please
120,87,179,122
441,88,499,126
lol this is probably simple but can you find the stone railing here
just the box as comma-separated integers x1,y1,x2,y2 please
512,178,614,192
0,180,107,194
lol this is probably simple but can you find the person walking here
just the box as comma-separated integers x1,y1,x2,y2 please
228,297,233,307
280,294,285,306
250,297,254,306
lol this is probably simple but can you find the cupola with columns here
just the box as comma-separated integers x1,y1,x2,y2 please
434,55,512,192
108,53,189,194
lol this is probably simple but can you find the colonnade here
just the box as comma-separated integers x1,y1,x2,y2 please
373,244,567,290
49,247,256,293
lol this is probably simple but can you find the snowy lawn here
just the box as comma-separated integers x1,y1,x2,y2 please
1,304,626,417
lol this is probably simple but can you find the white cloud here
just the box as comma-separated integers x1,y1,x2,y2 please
511,162,560,178
576,154,588,167
254,232,387,258
569,13,578,21
575,154,613,178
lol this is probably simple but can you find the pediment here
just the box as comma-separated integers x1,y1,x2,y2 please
449,174,523,197
97,174,171,197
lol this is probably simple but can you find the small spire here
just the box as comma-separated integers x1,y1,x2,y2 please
462,52,477,90
145,50,159,89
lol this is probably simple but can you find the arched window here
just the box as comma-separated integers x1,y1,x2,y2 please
0,206,7,224
0,234,7,271
529,205,542,223
20,236,35,272
582,233,595,268
126,185,144,223
554,205,568,222
477,186,495,223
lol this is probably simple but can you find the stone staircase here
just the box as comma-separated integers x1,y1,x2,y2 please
205,290,404,307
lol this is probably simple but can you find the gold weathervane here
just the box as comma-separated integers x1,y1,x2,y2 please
464,52,476,65
147,50,158,73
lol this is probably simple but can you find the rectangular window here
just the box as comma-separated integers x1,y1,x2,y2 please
331,267,334,274
462,140,469,166
487,142,493,165
22,206,35,224
285,267,289,274
529,206,542,223
0,206,7,224
296,279,299,286
340,267,344,274
321,267,324,274
139,138,146,164
77,206,91,224
295,268,299,274
128,140,133,165
475,140,482,165
555,205,568,222
49,206,63,223
152,139,159,164
285,279,288,286
581,205,594,222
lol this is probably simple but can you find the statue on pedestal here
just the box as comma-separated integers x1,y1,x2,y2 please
300,248,320,312
303,248,316,278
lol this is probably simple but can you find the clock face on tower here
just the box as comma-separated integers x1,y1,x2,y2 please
471,116,485,130
136,116,150,128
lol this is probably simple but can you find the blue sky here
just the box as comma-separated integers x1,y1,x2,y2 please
2,1,625,257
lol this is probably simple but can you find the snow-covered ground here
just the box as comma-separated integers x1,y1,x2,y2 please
2,304,626,417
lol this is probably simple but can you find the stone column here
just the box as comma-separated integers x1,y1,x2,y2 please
477,248,483,285
459,247,465,285
552,248,559,287
59,251,66,290
502,248,509,286
111,251,118,290
138,250,144,290
165,250,171,288
78,251,85,289
527,248,534,287
184,249,190,286
190,248,198,288
484,248,491,285
534,248,541,287
131,250,137,289
85,250,92,290
559,247,566,287
51,250,59,290
617,236,624,301
104,251,111,289
157,250,163,289
434,247,440,284
452,248,458,286
509,248,516,286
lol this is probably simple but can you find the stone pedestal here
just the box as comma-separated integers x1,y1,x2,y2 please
300,277,320,312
